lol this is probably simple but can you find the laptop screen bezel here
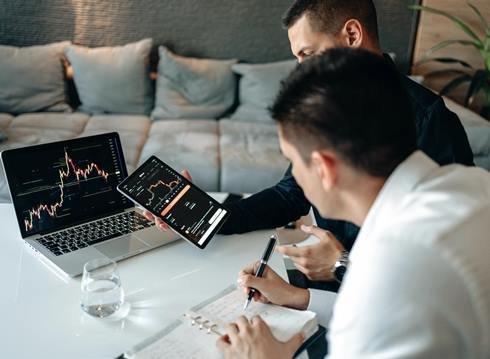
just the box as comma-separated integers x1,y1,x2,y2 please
1,132,132,238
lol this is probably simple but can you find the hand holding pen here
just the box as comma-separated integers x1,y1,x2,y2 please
242,234,277,311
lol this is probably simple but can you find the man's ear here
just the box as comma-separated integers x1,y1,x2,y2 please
339,19,363,48
310,150,337,191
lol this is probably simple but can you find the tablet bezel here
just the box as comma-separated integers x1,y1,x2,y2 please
117,156,229,249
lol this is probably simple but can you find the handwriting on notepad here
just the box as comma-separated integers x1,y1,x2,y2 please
197,289,314,342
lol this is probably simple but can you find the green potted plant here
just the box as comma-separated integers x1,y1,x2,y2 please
410,2,490,120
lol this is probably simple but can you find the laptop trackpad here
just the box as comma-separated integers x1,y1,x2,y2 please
95,236,149,259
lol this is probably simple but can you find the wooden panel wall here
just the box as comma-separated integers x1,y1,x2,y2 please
412,0,490,112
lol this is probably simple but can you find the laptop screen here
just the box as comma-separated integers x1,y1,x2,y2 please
2,132,131,238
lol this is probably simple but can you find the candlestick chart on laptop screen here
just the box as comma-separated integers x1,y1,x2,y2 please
2,134,129,238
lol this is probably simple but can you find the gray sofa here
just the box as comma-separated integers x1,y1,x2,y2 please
0,93,489,204
0,112,289,203
1,0,489,203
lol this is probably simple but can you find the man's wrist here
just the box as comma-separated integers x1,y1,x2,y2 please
330,250,350,283
287,287,310,310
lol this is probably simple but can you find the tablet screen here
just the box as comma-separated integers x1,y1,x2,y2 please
117,156,229,249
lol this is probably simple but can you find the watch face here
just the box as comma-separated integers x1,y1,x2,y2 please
334,265,347,282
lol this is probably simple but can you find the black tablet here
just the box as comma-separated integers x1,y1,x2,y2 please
117,156,229,249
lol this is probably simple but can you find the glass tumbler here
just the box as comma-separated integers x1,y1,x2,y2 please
80,258,124,318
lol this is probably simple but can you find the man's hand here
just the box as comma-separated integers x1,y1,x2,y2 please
216,315,304,359
143,170,192,231
237,262,309,310
276,225,345,281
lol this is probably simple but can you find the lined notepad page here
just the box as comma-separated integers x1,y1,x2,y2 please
131,320,221,359
192,287,317,342
128,286,317,359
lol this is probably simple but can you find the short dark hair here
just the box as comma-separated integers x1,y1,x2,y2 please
271,48,416,178
282,0,379,44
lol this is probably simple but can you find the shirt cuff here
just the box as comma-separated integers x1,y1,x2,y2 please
307,289,338,328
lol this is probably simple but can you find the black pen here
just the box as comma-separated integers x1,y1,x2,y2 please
243,234,277,311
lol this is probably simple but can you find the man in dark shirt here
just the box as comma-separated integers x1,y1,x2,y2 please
146,0,474,287
218,0,474,285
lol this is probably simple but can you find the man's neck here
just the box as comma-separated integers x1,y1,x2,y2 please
344,175,387,227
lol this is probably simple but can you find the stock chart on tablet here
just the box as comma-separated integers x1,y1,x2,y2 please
119,157,227,247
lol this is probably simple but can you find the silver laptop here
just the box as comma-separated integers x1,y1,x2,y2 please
1,132,179,277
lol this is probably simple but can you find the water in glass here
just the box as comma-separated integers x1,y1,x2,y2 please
81,258,124,318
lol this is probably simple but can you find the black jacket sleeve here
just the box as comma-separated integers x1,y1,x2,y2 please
219,165,311,234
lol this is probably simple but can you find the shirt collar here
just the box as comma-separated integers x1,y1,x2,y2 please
350,151,438,261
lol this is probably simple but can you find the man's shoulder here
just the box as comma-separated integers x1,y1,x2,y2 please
366,165,490,252
402,76,444,115
402,165,490,230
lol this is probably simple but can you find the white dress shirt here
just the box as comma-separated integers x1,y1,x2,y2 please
308,151,490,358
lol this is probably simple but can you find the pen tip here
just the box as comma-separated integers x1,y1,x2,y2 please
243,300,249,312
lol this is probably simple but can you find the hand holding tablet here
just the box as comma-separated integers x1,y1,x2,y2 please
117,156,229,249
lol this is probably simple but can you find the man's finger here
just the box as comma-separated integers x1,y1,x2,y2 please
292,263,313,277
143,211,155,221
225,323,239,340
154,217,169,229
238,261,260,277
235,316,250,332
284,332,305,354
276,244,311,258
181,170,193,182
240,274,267,294
216,335,230,351
300,225,332,241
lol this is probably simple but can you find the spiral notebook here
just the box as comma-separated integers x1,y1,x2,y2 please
120,285,319,359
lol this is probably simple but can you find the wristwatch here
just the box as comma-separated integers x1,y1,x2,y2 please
331,250,350,283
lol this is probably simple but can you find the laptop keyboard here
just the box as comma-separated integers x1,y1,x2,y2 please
39,211,155,256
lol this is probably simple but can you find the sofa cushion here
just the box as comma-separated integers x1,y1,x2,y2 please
219,120,288,193
65,39,153,115
0,42,71,115
0,114,13,143
443,96,490,128
474,156,490,170
80,115,151,171
0,114,13,130
0,112,90,203
230,60,296,123
464,127,490,157
151,47,237,121
442,96,490,168
140,120,220,191
9,112,88,133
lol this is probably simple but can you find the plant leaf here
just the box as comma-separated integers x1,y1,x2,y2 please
425,39,481,56
467,2,490,35
440,74,473,96
465,69,490,106
424,69,469,78
409,5,483,46
417,57,474,68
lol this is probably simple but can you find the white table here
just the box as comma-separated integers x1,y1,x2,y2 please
0,203,287,359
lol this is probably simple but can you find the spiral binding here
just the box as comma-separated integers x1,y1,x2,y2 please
183,313,223,336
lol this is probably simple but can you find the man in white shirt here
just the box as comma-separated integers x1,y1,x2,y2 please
216,48,490,358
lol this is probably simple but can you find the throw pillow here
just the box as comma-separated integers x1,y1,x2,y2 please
65,39,153,115
465,127,490,156
0,42,71,115
230,60,296,123
151,46,237,120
